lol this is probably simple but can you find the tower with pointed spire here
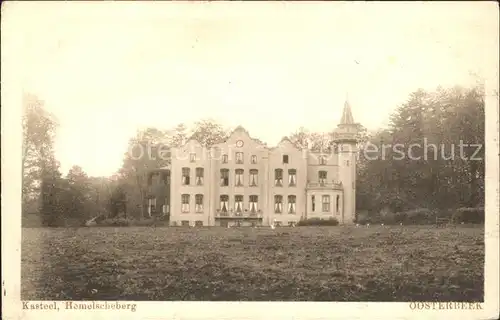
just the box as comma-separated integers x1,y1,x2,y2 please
333,98,359,224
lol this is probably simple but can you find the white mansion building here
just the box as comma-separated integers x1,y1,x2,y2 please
147,101,360,227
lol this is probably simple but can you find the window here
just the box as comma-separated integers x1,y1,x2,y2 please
151,173,159,186
181,220,190,227
220,220,228,227
195,168,204,185
288,169,297,186
288,195,296,214
195,221,203,227
282,155,289,164
220,169,229,186
319,156,327,165
234,195,243,214
249,169,258,186
235,169,244,187
190,153,196,162
181,194,190,213
222,154,228,163
182,167,190,185
163,198,169,215
274,195,283,213
148,198,157,215
163,173,170,185
275,169,283,186
336,195,340,213
160,149,171,160
322,195,330,212
195,194,204,213
288,221,297,227
319,170,327,185
235,152,244,164
311,195,316,212
251,155,257,164
220,195,229,213
275,221,282,227
249,195,258,213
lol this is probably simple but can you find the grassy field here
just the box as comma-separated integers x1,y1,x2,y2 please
21,225,484,301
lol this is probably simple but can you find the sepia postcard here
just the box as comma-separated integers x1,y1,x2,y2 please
2,1,499,319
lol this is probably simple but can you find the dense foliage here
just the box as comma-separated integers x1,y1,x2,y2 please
297,217,340,226
355,86,485,219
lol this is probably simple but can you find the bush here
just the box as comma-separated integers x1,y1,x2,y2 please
95,216,170,227
452,207,485,224
22,214,43,228
366,208,437,225
133,218,169,227
297,217,339,226
354,207,485,225
403,208,436,225
99,218,131,227
355,216,373,225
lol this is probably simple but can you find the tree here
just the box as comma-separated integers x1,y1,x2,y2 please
39,158,65,226
64,165,92,221
167,123,188,148
109,184,127,218
22,94,59,214
356,85,485,218
289,127,332,152
189,119,230,147
87,176,115,218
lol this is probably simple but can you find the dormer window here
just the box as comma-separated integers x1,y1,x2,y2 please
190,153,196,162
282,155,289,164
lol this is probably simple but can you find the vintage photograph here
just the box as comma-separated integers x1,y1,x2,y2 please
2,1,498,318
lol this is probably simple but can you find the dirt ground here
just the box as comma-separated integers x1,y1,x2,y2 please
21,225,484,301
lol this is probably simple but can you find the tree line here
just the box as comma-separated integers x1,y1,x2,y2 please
355,85,485,221
22,84,485,226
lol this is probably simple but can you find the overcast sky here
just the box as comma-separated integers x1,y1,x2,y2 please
8,1,497,177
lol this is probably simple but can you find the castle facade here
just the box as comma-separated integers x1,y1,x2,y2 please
147,101,359,227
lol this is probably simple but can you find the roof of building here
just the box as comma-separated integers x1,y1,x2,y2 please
340,100,355,125
174,101,358,149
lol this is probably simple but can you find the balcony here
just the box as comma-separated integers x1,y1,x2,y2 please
333,131,358,142
215,210,263,219
306,180,343,190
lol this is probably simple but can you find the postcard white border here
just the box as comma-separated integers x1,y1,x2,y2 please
2,1,499,319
